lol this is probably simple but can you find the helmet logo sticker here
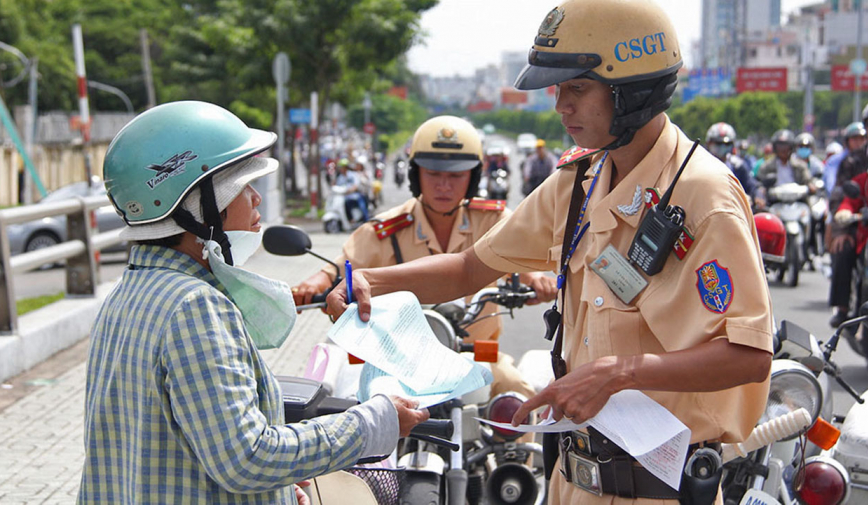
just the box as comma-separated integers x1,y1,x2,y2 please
538,7,564,37
436,128,459,144
125,201,144,217
613,32,668,62
145,150,198,190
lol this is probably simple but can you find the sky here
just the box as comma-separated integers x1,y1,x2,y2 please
406,0,821,77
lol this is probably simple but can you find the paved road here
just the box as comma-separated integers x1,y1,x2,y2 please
1,139,866,503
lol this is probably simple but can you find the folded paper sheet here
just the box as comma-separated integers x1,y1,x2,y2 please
478,390,691,490
327,291,493,408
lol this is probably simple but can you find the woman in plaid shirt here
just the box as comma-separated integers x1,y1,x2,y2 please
78,101,428,504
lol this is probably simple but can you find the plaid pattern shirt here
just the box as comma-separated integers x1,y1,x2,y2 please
78,245,364,504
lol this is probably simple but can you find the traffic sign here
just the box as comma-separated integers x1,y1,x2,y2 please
272,52,291,84
363,122,376,134
289,108,312,124
851,58,867,77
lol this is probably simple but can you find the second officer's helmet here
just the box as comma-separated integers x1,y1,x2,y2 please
514,0,682,150
408,116,483,199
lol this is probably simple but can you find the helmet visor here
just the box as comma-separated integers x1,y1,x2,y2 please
414,153,480,172
514,49,602,90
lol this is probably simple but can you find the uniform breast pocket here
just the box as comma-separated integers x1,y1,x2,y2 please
580,274,646,358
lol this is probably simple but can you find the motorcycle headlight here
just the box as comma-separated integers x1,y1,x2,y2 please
759,360,823,439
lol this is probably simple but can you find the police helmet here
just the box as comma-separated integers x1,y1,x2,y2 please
705,122,736,144
408,116,483,199
514,0,682,150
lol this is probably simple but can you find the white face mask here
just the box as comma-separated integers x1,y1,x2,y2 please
203,230,297,350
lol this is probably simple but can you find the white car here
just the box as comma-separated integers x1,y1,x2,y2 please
516,133,538,154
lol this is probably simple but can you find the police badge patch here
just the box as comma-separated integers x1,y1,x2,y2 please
696,260,734,314
538,7,565,37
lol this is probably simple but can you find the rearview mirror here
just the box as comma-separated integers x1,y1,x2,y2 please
263,225,312,256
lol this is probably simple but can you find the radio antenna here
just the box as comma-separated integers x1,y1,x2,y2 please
657,139,701,211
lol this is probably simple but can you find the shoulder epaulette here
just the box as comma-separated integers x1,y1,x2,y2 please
557,146,601,169
372,213,414,240
467,199,506,212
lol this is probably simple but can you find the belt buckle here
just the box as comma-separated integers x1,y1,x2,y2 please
566,450,603,496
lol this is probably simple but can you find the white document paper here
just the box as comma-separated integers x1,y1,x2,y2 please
478,390,690,490
327,291,493,407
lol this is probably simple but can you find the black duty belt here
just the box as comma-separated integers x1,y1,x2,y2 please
558,427,720,500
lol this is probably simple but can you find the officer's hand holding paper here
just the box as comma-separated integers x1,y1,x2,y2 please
326,291,493,408
479,389,690,491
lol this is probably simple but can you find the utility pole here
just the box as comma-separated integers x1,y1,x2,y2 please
72,24,93,186
803,20,815,133
140,29,156,109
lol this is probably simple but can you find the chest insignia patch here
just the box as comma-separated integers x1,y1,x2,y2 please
696,260,734,314
617,185,644,216
644,187,661,208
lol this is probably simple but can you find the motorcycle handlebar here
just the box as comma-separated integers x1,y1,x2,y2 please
410,419,454,440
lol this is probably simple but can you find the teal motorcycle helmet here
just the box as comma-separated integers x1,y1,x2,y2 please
104,101,277,265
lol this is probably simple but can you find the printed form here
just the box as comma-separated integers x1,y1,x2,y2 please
326,291,493,408
479,390,691,490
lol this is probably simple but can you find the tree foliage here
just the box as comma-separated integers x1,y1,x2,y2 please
0,0,436,130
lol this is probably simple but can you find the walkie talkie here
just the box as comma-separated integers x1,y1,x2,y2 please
627,140,700,276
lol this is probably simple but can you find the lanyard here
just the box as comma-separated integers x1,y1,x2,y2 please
556,151,608,290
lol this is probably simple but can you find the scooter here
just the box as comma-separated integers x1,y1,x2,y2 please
394,158,407,188
486,168,510,201
766,183,812,287
263,225,545,505
322,185,366,234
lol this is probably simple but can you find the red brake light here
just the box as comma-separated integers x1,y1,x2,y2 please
487,393,528,439
797,458,849,505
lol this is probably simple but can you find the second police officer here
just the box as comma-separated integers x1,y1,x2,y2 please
293,115,558,427
326,1,773,503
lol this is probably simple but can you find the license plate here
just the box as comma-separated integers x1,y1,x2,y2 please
738,488,780,505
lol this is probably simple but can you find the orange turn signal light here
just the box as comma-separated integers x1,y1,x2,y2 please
806,417,840,450
348,354,365,365
474,340,499,363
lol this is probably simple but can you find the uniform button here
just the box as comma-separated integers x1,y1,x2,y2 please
583,336,589,346
594,296,604,307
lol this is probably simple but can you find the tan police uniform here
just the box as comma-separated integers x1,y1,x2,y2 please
323,195,535,399
474,116,773,505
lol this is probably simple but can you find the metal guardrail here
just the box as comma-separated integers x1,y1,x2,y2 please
0,195,125,334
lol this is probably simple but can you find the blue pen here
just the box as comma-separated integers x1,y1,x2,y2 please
345,260,353,304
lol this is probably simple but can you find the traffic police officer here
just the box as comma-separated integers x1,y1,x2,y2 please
293,115,558,400
326,2,773,503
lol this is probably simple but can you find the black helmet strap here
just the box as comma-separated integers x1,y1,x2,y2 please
603,72,678,151
171,176,235,266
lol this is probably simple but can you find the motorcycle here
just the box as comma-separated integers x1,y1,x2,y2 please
485,168,510,201
807,178,828,265
322,185,366,234
719,312,866,505
263,225,544,504
766,183,813,287
394,157,407,188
